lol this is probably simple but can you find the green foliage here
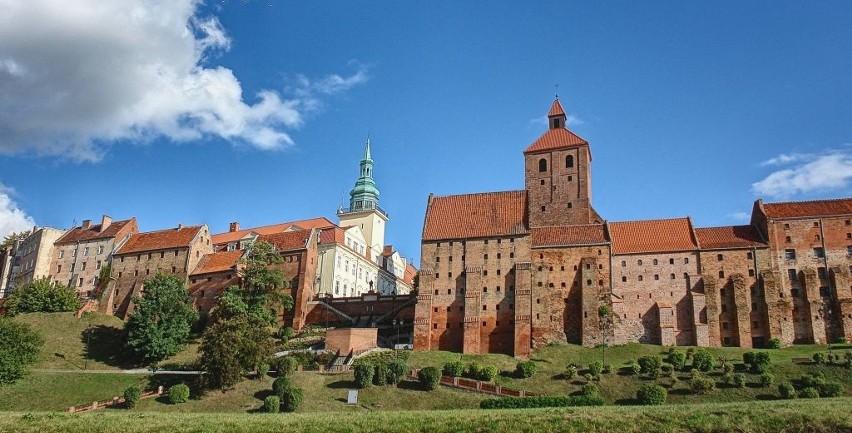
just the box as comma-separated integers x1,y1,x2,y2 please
689,373,716,394
778,382,796,399
626,361,641,375
373,363,389,386
168,384,190,404
465,362,483,379
581,383,599,398
759,372,774,388
588,361,603,376
565,365,578,379
275,357,298,377
691,349,715,372
480,395,604,409
277,327,294,341
0,319,43,385
732,373,746,388
418,367,441,390
272,377,292,396
818,381,843,398
388,359,409,384
123,386,142,409
602,364,613,374
442,361,464,377
742,351,772,374
256,362,270,379
800,372,826,389
812,352,827,365
479,365,498,382
515,360,537,378
637,383,667,405
124,273,197,363
637,355,662,375
263,395,280,413
721,362,734,375
799,387,820,399
280,386,303,412
768,338,782,349
198,315,273,390
666,351,686,371
353,363,374,388
4,277,79,316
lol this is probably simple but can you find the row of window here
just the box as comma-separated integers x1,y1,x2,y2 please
119,250,182,262
58,245,106,259
433,302,515,314
435,238,516,248
435,252,516,264
56,260,103,274
782,220,851,229
537,155,575,172
432,320,515,330
117,266,179,279
783,248,832,260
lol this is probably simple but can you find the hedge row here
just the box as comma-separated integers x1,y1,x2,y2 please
480,395,604,409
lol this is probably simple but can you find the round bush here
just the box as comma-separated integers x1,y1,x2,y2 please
442,361,464,377
256,362,270,379
689,374,715,394
637,383,667,405
812,352,827,365
565,365,578,380
515,361,537,378
263,395,280,413
168,383,190,404
759,372,774,388
353,363,374,388
123,386,142,409
581,383,599,398
778,382,796,399
389,360,409,384
602,364,613,374
418,367,441,391
637,355,662,375
272,377,292,396
280,386,304,412
819,381,843,398
799,387,820,399
588,361,603,376
276,357,298,377
666,351,686,371
768,338,782,349
479,365,499,382
373,363,389,386
627,361,641,375
733,373,746,388
721,362,734,374
466,362,483,379
691,350,715,372
278,327,294,341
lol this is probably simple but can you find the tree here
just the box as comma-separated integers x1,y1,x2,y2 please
0,318,43,385
124,273,197,363
4,277,78,316
0,230,30,249
199,315,274,390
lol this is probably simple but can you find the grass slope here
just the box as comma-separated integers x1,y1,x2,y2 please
0,373,147,411
1,398,850,433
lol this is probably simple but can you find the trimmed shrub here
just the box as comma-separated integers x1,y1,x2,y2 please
280,386,304,412
276,357,298,377
602,364,613,374
818,381,843,398
627,361,641,375
277,327,295,341
272,377,292,396
442,361,464,377
743,351,772,374
353,363,374,388
388,360,409,384
263,395,280,413
588,361,603,376
812,352,827,365
733,373,747,388
418,367,441,391
480,395,604,409
800,372,827,389
373,363,389,386
637,383,667,405
123,386,142,409
689,374,715,394
759,372,774,388
581,383,599,398
721,362,734,375
637,355,662,376
565,365,578,380
799,387,820,399
256,362,270,379
778,382,796,399
666,351,686,371
480,365,499,382
168,383,190,404
466,362,483,379
692,349,715,372
515,361,537,378
768,338,782,349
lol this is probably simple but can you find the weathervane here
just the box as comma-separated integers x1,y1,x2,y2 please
555,83,559,99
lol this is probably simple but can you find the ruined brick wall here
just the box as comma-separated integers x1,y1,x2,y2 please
829,267,852,343
525,145,593,228
611,251,698,345
761,269,795,345
108,248,192,318
325,328,378,354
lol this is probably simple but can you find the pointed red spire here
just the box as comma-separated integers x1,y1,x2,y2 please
548,99,566,117
547,98,567,130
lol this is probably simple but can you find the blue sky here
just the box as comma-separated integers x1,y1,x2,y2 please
1,1,851,266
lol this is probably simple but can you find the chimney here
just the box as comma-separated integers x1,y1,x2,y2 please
100,215,112,232
229,222,240,232
81,220,92,229
177,224,184,230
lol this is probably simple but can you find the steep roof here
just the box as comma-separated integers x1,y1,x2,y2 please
54,218,136,245
523,128,588,154
531,225,608,247
548,99,566,117
191,250,243,276
317,225,346,246
694,225,767,250
422,191,528,241
404,263,418,285
763,198,852,219
258,230,312,253
211,217,333,245
609,218,697,254
116,226,203,255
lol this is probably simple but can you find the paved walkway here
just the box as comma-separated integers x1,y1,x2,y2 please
33,368,203,375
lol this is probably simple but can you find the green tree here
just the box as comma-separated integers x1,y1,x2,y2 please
691,349,715,372
198,315,273,390
4,277,78,316
124,273,197,363
0,230,30,249
0,318,44,385
418,367,441,390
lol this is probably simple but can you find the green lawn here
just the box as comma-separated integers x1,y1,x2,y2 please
0,373,147,411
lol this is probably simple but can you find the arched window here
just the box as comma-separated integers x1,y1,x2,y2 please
538,158,547,172
566,155,574,168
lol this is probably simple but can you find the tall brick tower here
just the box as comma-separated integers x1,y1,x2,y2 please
524,98,596,227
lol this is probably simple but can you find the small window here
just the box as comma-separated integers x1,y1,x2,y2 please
638,275,644,282
538,158,547,172
653,259,658,265
717,254,724,261
788,269,797,281
813,221,819,227
847,246,852,256
784,249,796,260
784,223,790,229
718,271,725,278
785,236,792,243
621,276,627,282
637,259,643,266
654,274,659,280
684,258,689,264
818,267,827,279
670,273,676,279
541,206,546,212
669,258,675,265
567,202,572,209
748,269,755,277
621,261,626,267
819,286,830,297
813,248,825,258
566,155,574,168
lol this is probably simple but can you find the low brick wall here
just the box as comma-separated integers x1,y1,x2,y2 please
409,368,531,397
67,386,164,413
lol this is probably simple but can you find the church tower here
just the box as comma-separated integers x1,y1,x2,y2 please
524,98,596,227
338,137,389,260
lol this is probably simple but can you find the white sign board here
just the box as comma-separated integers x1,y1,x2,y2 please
347,389,358,405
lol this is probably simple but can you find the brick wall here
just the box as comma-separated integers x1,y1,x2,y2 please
525,146,593,228
325,328,378,354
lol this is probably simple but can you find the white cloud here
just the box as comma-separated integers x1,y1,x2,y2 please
529,114,585,128
752,150,852,198
0,0,367,161
728,212,750,222
0,182,35,239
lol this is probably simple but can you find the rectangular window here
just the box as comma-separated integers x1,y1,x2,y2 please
98,245,104,254
96,261,101,270
818,267,827,279
83,247,89,256
81,262,87,271
784,249,796,260
788,269,797,281
59,250,64,259
813,248,825,258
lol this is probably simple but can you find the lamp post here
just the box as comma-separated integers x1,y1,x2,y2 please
84,326,92,370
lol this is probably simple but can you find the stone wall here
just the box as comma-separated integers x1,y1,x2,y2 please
525,145,593,228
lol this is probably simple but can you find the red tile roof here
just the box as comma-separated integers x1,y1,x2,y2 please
763,198,852,219
55,218,136,245
189,276,240,295
548,99,566,117
211,217,334,245
117,226,203,255
422,191,528,241
694,225,766,250
524,128,588,154
609,218,697,254
192,250,243,276
531,225,608,247
317,225,346,246
404,263,418,285
258,230,312,252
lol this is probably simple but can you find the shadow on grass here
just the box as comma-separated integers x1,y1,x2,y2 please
396,380,428,392
327,380,357,389
253,389,274,402
82,325,140,369
615,397,640,405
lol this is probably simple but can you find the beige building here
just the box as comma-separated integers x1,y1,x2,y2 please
5,226,65,293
